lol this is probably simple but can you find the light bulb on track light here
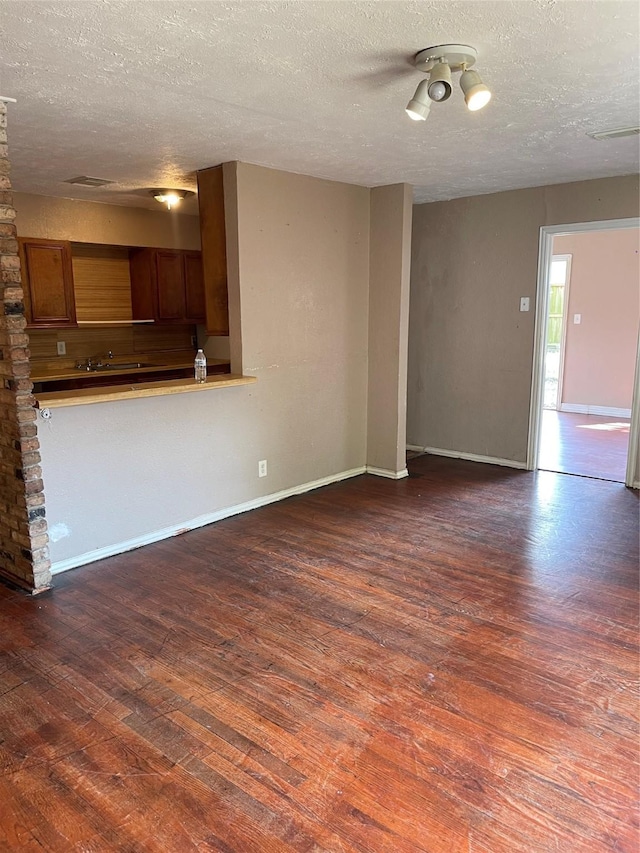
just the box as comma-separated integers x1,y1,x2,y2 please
460,68,491,111
428,81,447,102
405,79,431,121
427,61,452,102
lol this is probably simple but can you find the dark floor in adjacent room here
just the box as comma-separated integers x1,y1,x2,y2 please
539,409,631,482
1,456,638,852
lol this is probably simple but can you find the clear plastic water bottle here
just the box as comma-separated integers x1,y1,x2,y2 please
194,349,207,383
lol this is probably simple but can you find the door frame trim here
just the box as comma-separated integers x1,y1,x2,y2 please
626,328,640,488
550,252,573,410
527,217,640,487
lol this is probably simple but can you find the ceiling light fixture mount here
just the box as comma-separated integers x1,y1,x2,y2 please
413,44,478,75
406,43,491,121
151,189,194,210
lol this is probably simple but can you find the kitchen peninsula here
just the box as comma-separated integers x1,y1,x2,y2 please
26,278,235,407
35,373,256,409
19,164,243,409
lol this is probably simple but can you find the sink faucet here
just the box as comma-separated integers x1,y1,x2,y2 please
74,352,115,371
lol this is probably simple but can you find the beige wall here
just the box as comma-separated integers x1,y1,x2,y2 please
554,229,639,411
35,165,372,567
14,192,201,250
367,184,413,476
231,161,371,480
408,175,640,464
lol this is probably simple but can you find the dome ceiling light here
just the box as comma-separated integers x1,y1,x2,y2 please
151,189,194,210
405,44,491,122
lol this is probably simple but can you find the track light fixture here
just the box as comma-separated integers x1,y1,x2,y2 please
406,44,491,122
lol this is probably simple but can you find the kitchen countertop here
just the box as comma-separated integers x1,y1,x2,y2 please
35,374,256,409
31,357,230,383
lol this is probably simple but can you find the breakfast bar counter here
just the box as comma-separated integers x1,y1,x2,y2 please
35,373,257,409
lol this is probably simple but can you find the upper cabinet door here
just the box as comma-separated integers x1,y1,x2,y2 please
19,238,77,328
129,247,157,321
183,252,206,322
155,250,186,322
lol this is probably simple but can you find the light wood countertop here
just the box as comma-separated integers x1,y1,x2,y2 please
35,374,256,409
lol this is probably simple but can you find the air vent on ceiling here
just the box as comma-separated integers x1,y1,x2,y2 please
586,126,640,141
63,175,115,187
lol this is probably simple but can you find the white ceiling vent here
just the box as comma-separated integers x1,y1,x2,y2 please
63,175,115,187
586,126,640,141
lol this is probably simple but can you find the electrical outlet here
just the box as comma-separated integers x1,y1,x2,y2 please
573,313,582,324
519,297,530,312
258,459,268,478
56,341,66,355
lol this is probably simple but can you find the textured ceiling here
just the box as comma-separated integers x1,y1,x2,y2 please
1,0,639,210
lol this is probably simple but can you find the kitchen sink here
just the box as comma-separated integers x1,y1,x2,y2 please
112,362,156,370
75,362,157,372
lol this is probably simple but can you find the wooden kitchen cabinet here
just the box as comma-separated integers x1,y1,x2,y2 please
184,252,205,322
130,248,205,324
156,250,186,321
19,238,77,328
197,165,229,336
129,248,156,321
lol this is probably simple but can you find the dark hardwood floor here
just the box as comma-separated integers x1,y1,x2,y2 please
539,409,631,482
1,456,638,852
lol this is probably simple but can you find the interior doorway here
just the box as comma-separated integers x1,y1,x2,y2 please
542,254,572,410
528,218,640,486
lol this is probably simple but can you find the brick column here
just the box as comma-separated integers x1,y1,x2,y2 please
0,99,51,593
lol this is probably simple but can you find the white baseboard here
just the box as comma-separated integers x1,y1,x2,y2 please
366,466,409,480
559,403,631,418
406,444,424,453
51,465,367,576
410,445,527,471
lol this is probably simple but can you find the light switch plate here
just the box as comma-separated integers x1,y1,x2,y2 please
573,314,582,324
519,297,530,312
56,341,66,355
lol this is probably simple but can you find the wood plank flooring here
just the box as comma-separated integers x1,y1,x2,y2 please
539,409,631,482
0,456,638,852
